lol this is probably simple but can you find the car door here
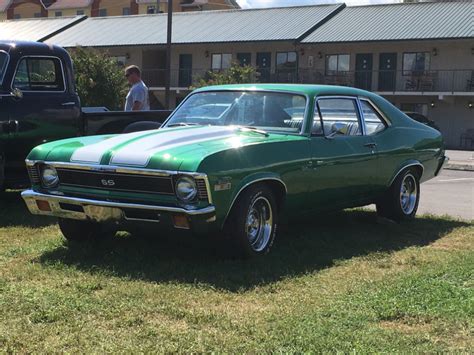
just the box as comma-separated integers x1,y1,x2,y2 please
308,96,378,211
4,56,80,177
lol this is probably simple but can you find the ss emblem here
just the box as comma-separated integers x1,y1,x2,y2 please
101,179,116,187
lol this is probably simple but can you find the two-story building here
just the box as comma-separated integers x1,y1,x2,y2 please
0,1,473,148
0,0,50,20
0,0,239,19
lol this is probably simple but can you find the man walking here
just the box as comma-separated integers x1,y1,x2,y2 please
124,65,150,111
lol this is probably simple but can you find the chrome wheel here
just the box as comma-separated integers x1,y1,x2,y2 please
245,196,273,252
400,173,418,215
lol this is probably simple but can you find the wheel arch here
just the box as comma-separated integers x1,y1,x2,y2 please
388,160,424,186
222,175,287,227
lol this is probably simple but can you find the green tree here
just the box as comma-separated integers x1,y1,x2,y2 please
192,62,259,88
69,47,128,110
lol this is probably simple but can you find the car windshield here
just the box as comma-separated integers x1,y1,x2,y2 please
165,91,307,134
0,52,8,84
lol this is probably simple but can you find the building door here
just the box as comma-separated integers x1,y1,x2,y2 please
355,53,373,90
237,53,251,66
179,54,192,87
378,53,397,91
256,52,271,83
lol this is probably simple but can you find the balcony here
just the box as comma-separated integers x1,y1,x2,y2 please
142,68,474,95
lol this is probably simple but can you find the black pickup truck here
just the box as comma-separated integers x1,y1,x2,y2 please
0,41,170,189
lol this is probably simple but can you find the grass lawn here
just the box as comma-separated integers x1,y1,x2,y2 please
0,190,472,352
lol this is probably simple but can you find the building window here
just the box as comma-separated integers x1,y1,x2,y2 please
325,54,350,75
77,10,85,15
400,103,429,116
112,56,127,67
147,5,156,14
55,11,62,17
98,8,107,17
122,7,131,15
34,12,42,18
211,53,232,70
403,52,430,75
14,14,21,19
276,51,297,71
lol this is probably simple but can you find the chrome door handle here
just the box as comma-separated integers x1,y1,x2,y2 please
61,102,76,106
363,142,377,148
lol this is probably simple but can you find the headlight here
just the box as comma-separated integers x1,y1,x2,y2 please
175,176,198,202
41,165,59,188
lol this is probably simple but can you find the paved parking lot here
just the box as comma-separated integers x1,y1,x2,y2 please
417,169,473,220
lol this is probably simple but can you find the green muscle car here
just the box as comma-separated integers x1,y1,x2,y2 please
22,84,447,258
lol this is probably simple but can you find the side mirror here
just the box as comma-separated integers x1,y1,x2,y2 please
11,88,23,100
326,122,348,139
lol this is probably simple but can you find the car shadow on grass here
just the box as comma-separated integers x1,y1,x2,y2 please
38,210,470,292
0,190,56,228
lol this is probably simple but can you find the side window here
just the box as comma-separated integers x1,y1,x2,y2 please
13,57,65,92
314,98,361,137
360,100,387,135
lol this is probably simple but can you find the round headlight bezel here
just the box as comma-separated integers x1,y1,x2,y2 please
175,175,198,202
41,165,59,188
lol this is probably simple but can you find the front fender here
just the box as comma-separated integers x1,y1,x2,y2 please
222,172,286,228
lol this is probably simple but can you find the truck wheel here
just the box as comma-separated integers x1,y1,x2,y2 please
376,169,420,222
58,218,117,242
123,121,161,134
225,184,278,258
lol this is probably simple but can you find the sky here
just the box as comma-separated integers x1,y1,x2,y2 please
236,0,401,7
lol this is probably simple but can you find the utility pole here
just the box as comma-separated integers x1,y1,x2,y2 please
164,0,173,109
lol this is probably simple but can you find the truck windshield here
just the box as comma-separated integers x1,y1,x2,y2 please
0,52,7,84
165,91,307,134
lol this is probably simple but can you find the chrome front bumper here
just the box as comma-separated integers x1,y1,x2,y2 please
21,190,216,224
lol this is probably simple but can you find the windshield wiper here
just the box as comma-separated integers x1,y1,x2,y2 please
235,126,269,137
167,123,201,128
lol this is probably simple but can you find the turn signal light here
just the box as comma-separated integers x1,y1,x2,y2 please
36,200,52,212
172,214,190,229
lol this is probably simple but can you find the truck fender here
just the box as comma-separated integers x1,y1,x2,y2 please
123,121,161,134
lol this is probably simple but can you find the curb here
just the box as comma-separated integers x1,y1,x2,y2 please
445,163,474,172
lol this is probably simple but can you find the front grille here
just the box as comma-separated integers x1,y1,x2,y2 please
56,168,175,195
196,178,209,200
27,165,41,185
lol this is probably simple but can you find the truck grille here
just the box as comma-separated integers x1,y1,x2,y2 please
56,168,175,195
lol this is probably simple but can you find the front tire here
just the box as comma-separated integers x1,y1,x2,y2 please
225,185,278,258
376,169,420,222
58,218,117,242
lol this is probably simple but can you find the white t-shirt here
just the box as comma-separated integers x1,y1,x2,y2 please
125,80,150,111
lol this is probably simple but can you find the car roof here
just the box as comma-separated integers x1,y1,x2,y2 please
193,83,378,98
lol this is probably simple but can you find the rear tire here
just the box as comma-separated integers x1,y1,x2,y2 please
58,218,117,242
224,185,278,258
376,169,420,222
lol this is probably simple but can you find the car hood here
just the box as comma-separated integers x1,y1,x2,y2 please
28,125,297,172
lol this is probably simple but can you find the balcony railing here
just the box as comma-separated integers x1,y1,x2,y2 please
142,68,474,93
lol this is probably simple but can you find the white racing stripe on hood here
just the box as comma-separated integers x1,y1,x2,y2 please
70,130,155,164
110,126,236,167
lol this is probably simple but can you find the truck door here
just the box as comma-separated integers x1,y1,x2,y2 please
5,56,80,177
